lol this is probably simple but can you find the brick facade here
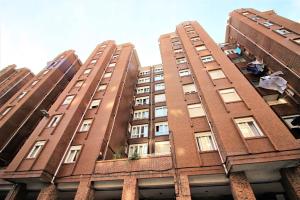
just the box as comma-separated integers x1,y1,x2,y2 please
230,172,256,200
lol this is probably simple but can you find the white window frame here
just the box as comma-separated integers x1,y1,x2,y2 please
136,86,150,94
104,72,112,78
154,74,164,81
98,84,107,91
130,124,148,138
139,70,150,76
62,95,75,105
128,143,148,157
135,96,150,106
224,49,236,55
138,77,150,84
155,141,171,155
47,114,62,128
154,94,166,103
275,28,290,35
18,91,27,100
31,80,39,86
176,57,187,64
75,80,84,88
183,84,197,94
262,21,273,27
89,99,101,109
195,132,217,152
201,55,214,63
90,59,97,65
195,45,206,51
154,67,163,73
219,88,241,103
174,49,184,54
179,69,191,77
64,145,81,163
83,69,91,75
282,115,300,129
133,109,149,120
79,119,93,132
208,69,226,80
187,104,205,118
108,63,116,67
234,117,264,138
155,106,168,117
155,122,169,136
1,107,12,116
293,38,300,44
191,37,200,42
27,141,46,159
42,70,49,75
155,83,165,91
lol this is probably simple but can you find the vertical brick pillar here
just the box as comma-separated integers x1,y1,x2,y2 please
37,184,57,200
230,172,256,200
74,178,94,200
176,175,191,200
281,167,300,200
121,176,139,200
5,184,26,200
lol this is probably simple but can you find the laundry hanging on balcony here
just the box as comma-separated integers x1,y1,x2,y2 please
246,59,267,76
234,47,242,55
258,71,287,94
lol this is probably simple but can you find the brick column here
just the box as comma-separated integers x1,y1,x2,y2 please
230,172,256,200
281,167,300,200
176,175,191,200
121,176,139,200
37,184,57,200
74,178,94,200
5,184,26,200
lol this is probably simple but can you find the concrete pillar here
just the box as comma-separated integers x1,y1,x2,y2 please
121,176,139,200
281,167,300,200
37,184,57,200
176,175,191,200
5,184,26,200
230,172,256,200
74,178,94,200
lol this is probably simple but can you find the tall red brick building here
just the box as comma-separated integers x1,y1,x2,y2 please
0,50,81,166
223,8,300,139
0,10,299,200
0,65,34,108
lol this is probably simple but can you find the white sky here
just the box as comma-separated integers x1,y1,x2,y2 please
0,0,299,74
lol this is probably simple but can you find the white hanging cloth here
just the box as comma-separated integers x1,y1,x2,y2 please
258,71,287,94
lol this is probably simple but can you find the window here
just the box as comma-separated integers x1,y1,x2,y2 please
31,80,39,86
79,119,93,132
195,45,206,51
155,83,165,91
154,67,163,73
133,109,149,120
62,95,75,105
208,69,226,80
262,21,273,27
250,16,260,21
17,91,27,100
176,57,187,64
195,132,216,151
89,99,101,109
293,38,300,44
1,107,12,117
42,70,49,75
138,77,150,84
234,117,264,138
172,41,181,46
183,84,197,93
112,55,119,59
90,59,97,65
282,115,300,129
128,143,148,157
155,122,169,136
65,145,81,163
154,74,164,81
131,124,148,138
187,104,205,117
136,86,150,94
104,72,112,78
155,106,168,117
219,88,241,103
75,80,84,88
201,55,214,63
179,69,191,77
155,94,166,103
83,69,91,75
224,49,236,55
266,98,287,106
191,37,200,42
98,84,107,91
135,96,150,105
96,51,102,55
242,12,249,16
275,28,290,35
139,70,150,76
27,141,46,159
174,49,184,54
155,141,171,155
108,63,116,67
47,114,62,128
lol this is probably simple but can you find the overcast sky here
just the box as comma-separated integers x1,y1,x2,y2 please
0,0,300,74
